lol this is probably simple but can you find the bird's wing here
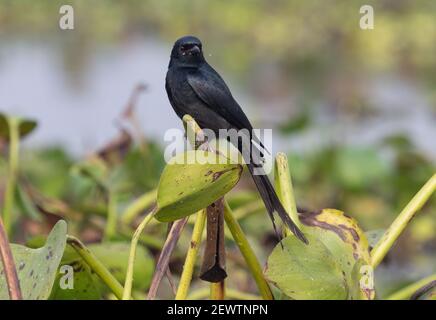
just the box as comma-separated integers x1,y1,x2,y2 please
187,67,269,154
187,67,253,131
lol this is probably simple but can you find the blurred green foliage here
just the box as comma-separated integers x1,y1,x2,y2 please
1,0,436,87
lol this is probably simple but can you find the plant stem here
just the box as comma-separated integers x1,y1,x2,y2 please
188,288,261,300
123,208,156,300
104,191,118,240
147,217,189,300
118,225,162,250
0,217,22,300
183,114,206,149
274,152,302,236
386,273,436,300
67,235,124,300
232,199,264,220
223,201,274,300
371,174,436,268
210,281,225,300
121,189,157,225
3,117,20,236
175,209,207,300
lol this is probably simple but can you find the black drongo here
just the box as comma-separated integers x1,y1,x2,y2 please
165,35,307,243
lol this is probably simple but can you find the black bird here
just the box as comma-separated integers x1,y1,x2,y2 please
165,35,307,243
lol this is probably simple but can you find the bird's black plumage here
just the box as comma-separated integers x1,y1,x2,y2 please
165,35,307,243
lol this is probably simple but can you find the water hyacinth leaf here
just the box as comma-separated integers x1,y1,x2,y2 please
266,209,373,300
50,260,101,300
350,259,376,300
265,233,347,300
300,209,372,299
155,150,242,222
49,245,101,300
50,241,154,299
279,111,311,134
300,209,371,272
334,147,389,189
0,113,37,140
70,157,109,190
0,220,67,300
88,242,154,291
15,184,43,221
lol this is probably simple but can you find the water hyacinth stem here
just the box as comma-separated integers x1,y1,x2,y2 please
3,118,20,236
175,209,207,300
224,201,274,300
386,273,436,300
123,208,156,300
121,189,157,225
187,288,261,300
371,174,436,268
210,281,225,300
67,235,124,299
274,152,302,236
104,191,118,240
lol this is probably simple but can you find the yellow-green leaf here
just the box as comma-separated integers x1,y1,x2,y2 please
265,233,347,300
155,150,242,222
265,209,373,300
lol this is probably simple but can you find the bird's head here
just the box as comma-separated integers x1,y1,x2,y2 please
170,36,205,67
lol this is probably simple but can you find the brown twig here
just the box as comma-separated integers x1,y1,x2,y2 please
0,217,22,300
200,198,227,282
166,267,178,296
121,83,148,154
147,217,189,299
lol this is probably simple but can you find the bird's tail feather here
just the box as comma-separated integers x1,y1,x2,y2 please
247,163,308,244
233,133,307,243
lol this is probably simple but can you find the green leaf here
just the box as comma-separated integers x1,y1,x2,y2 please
265,233,347,300
50,259,101,300
70,157,109,190
278,111,311,134
49,245,101,300
266,209,373,300
301,209,371,271
88,242,154,291
49,241,154,299
21,147,73,198
0,220,67,300
300,209,373,299
155,150,242,222
334,147,389,189
350,259,375,300
0,113,37,140
15,184,43,221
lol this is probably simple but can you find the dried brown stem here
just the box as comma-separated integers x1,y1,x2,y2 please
0,217,22,300
147,217,189,299
200,198,227,282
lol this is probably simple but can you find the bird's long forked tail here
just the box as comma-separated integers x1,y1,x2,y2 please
247,162,308,244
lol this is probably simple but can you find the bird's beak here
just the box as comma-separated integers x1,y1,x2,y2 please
189,45,201,55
